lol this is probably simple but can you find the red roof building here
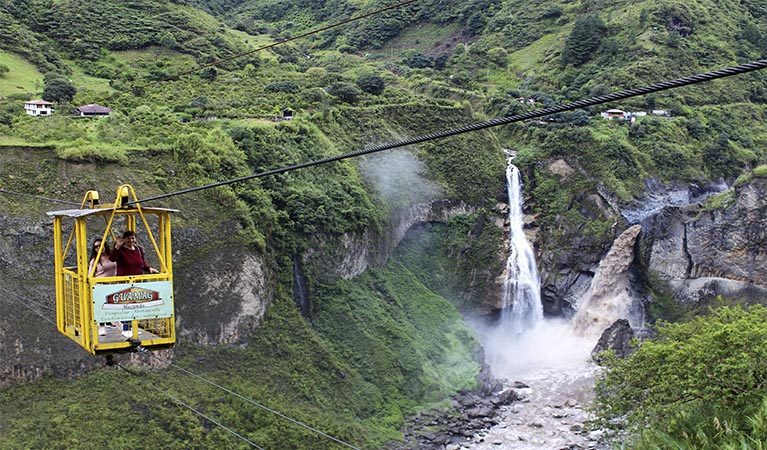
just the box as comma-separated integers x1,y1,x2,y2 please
75,103,113,117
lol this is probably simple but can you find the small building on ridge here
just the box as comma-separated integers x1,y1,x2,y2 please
24,100,54,116
75,103,113,117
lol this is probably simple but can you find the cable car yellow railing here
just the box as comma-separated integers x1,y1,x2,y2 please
48,185,177,355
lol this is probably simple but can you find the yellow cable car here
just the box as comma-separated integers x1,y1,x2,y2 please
47,185,177,355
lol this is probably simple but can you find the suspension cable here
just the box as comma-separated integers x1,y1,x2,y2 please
4,60,766,208
0,188,81,206
0,291,360,449
0,293,267,450
156,354,362,450
115,362,265,449
132,58,767,205
0,286,56,325
149,0,419,86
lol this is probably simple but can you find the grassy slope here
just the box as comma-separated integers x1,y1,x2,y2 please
0,51,43,96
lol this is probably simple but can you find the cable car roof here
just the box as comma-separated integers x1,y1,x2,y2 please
46,206,179,218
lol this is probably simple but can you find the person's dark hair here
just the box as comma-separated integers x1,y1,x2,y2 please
89,239,112,262
122,230,136,239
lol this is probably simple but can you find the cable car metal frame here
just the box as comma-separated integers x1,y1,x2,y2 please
47,185,177,355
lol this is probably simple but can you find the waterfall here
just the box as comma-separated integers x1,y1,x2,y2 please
500,159,542,333
481,156,595,377
292,255,311,320
466,162,643,449
573,224,644,336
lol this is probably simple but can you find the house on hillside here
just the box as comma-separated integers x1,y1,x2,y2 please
600,108,647,123
601,109,627,120
24,100,54,116
75,103,113,117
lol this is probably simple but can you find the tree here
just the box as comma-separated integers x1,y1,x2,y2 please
562,15,606,66
565,109,591,126
42,74,76,103
265,81,300,93
356,73,385,95
433,53,450,70
199,67,218,82
242,63,258,79
191,96,208,108
159,32,178,51
594,305,767,446
327,82,361,104
487,47,508,67
0,63,9,77
703,132,739,178
404,53,433,69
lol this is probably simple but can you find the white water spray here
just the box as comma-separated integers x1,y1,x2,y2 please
469,156,622,449
501,159,543,333
482,157,595,378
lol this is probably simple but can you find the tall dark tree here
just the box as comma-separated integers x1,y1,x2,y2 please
327,82,361,104
42,74,76,104
562,15,606,66
198,67,218,82
356,73,385,95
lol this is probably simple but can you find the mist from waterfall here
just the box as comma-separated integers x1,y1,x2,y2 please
467,157,642,449
480,158,595,379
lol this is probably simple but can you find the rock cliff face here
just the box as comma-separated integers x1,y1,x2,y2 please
0,214,275,386
175,243,272,346
573,225,643,335
0,147,279,386
637,178,767,312
532,160,625,318
527,164,767,323
303,199,476,280
0,215,97,388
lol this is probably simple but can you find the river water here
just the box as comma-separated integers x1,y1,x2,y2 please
469,320,607,449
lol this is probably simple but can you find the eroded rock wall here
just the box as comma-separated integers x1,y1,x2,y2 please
638,178,767,310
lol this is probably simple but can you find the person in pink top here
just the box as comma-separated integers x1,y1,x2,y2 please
109,230,159,337
89,238,117,277
89,238,117,336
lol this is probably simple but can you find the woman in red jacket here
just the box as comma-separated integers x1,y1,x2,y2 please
110,230,159,337
110,230,158,276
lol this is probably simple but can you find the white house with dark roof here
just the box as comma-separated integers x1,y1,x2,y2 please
24,100,54,116
75,103,113,117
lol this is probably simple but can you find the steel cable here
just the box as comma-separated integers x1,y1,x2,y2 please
132,58,767,205
0,188,81,206
159,356,362,450
0,292,360,449
116,362,266,449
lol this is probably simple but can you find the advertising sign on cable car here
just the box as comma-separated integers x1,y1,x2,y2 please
92,281,174,322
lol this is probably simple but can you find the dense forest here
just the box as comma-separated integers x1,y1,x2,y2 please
1,0,767,448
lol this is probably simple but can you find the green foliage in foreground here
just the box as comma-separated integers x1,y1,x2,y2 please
632,397,767,450
594,305,767,449
0,258,479,449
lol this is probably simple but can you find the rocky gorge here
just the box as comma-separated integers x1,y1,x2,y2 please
2,141,767,448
